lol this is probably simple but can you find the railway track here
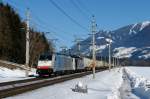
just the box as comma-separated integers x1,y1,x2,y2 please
0,69,105,98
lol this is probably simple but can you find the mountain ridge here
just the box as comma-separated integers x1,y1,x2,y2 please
70,21,150,62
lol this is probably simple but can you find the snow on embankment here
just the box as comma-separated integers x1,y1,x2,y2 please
107,69,123,99
5,68,123,99
0,66,36,82
0,67,26,78
124,68,150,99
107,88,121,99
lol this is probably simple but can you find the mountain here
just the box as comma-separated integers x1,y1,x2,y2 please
70,21,150,64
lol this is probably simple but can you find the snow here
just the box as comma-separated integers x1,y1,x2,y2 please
140,21,150,31
142,50,148,54
119,69,139,99
105,38,113,43
0,67,36,83
95,45,107,52
126,67,150,80
129,23,137,35
89,45,107,53
139,53,150,59
138,47,150,59
77,81,83,88
5,68,123,99
2,66,150,99
124,67,150,99
97,36,104,39
114,47,137,58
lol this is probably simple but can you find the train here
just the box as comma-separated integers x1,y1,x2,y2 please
36,52,109,77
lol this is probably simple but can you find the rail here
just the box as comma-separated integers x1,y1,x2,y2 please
0,69,105,98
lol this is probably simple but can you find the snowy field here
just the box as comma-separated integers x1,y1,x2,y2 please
4,68,123,99
125,66,150,99
127,66,150,80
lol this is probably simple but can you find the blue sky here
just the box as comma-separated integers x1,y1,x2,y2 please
3,0,150,51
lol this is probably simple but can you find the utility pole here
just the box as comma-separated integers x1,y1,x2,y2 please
113,57,115,68
108,35,111,71
91,15,97,79
25,8,30,77
48,38,58,53
116,57,118,67
117,57,120,67
115,57,117,67
60,46,67,54
45,32,58,53
104,56,107,67
100,56,102,67
74,38,82,56
115,57,116,67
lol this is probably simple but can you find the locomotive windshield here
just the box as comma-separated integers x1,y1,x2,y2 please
39,54,52,60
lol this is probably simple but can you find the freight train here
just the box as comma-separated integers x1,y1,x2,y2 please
36,52,109,76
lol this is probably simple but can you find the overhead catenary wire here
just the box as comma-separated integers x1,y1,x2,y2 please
31,20,69,45
48,0,89,32
30,9,72,36
7,0,73,41
74,1,100,30
24,0,88,37
70,0,90,20
28,12,72,51
75,0,93,16
30,8,88,46
6,0,84,51
26,9,72,43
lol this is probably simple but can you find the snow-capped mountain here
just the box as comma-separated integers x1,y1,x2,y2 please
70,21,150,60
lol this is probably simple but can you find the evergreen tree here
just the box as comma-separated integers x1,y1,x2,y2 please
0,3,53,67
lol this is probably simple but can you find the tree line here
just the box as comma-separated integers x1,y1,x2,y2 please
0,3,53,67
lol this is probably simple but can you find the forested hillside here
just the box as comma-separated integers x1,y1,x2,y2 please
0,3,53,66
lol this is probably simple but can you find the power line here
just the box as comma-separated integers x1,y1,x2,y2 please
48,0,88,32
75,0,93,16
31,20,69,44
29,10,74,43
29,8,84,44
73,37,83,56
9,0,73,38
5,0,69,52
10,0,88,39
24,1,87,38
31,16,73,46
30,19,70,51
30,9,72,36
70,0,89,20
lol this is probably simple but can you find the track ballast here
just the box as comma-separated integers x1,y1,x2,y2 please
0,69,106,98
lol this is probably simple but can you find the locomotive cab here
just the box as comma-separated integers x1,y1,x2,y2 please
36,53,55,76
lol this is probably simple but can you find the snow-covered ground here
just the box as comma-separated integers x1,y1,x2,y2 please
4,68,123,99
127,67,150,80
114,47,137,58
1,66,150,99
119,70,139,99
0,67,36,82
125,66,150,99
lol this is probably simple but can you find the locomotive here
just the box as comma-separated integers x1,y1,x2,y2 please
36,52,108,76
